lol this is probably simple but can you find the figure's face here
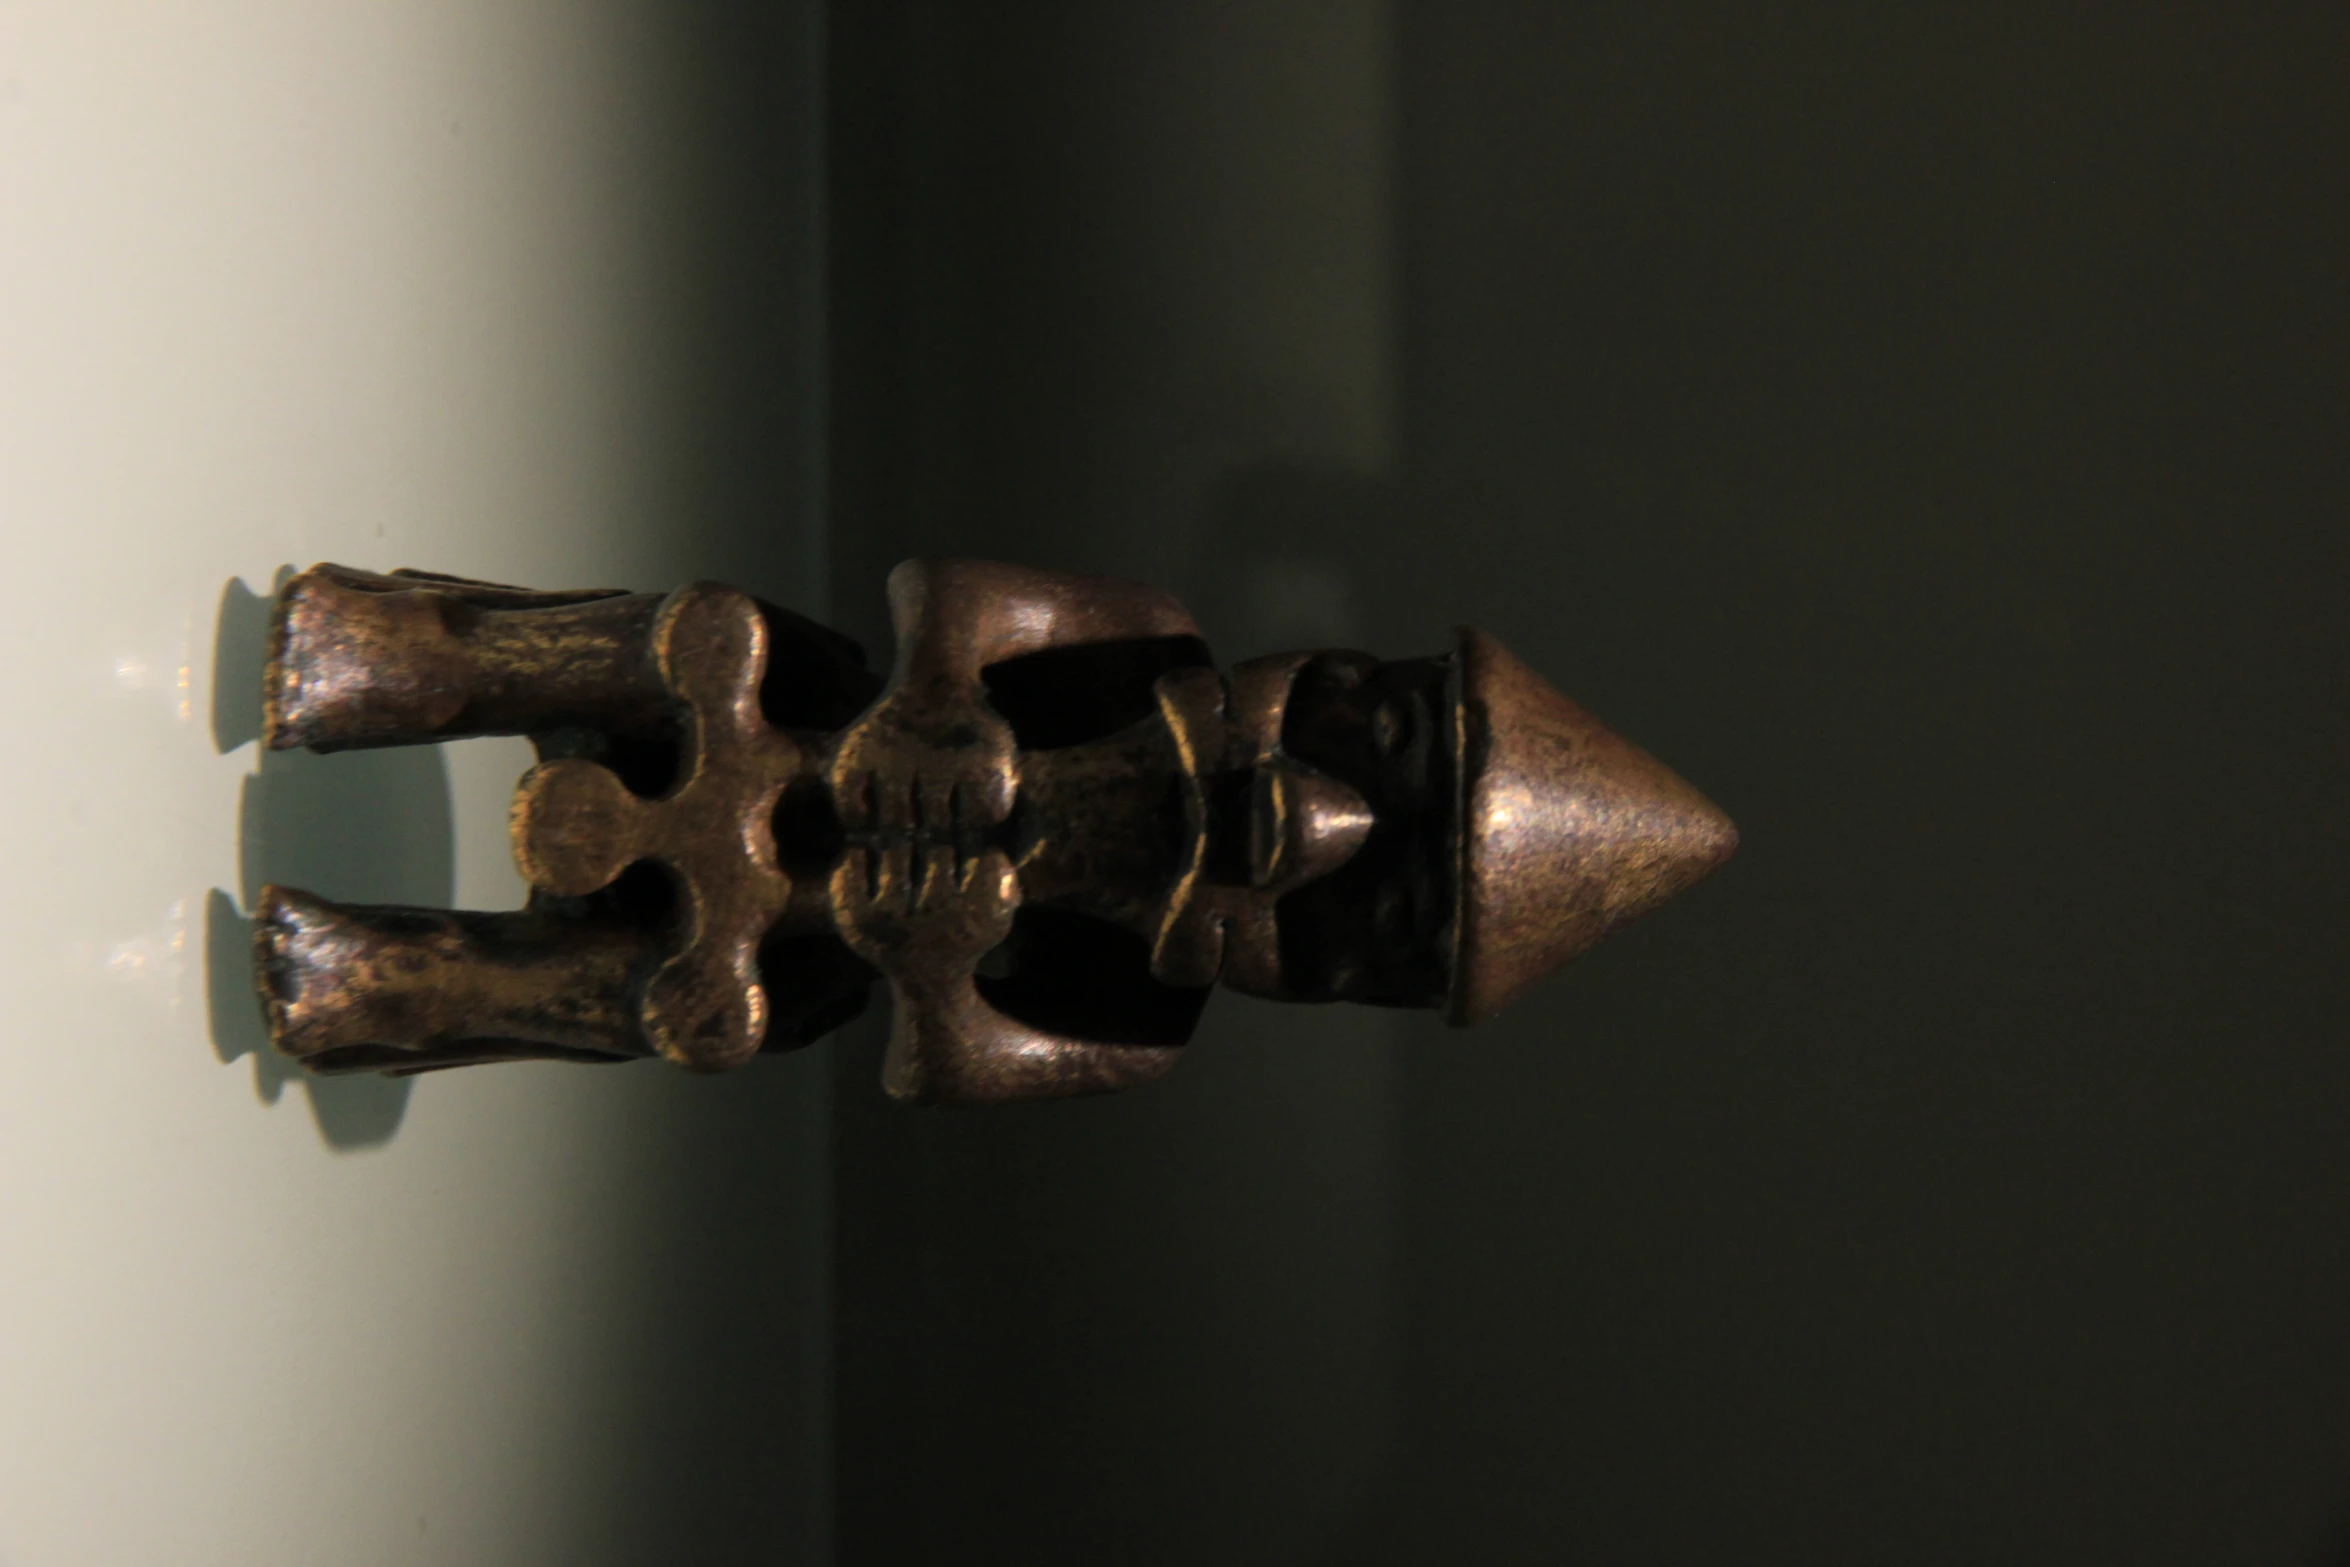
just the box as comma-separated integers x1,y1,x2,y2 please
1264,650,1456,1006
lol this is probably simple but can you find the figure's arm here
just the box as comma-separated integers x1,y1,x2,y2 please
821,560,1206,1101
832,559,1207,856
828,842,1180,1104
880,974,1183,1104
881,558,1202,686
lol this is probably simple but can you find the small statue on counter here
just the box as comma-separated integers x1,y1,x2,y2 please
253,558,1735,1103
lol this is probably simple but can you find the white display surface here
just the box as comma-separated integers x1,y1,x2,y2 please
0,6,830,1563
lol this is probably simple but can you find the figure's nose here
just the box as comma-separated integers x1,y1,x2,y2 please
1249,760,1374,891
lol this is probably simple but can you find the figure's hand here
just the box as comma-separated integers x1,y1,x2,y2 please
828,683,1017,837
828,682,1020,981
830,842,1020,981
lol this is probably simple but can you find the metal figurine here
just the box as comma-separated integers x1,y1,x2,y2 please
253,559,1737,1103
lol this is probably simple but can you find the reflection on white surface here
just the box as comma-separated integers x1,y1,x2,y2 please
100,898,191,1004
0,4,828,1563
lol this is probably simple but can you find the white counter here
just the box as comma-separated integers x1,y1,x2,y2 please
0,6,830,1562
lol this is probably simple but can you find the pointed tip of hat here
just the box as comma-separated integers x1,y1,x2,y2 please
1448,626,1738,1025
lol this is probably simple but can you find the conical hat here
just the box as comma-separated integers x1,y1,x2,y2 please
1448,627,1737,1024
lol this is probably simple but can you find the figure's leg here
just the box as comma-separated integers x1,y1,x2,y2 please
254,566,887,1078
265,564,675,752
253,884,658,1068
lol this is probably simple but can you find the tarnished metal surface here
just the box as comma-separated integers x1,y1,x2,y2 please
254,557,1736,1102
1447,626,1739,1024
826,560,1195,1102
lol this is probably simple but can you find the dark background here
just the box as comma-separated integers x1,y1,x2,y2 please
823,5,2350,1561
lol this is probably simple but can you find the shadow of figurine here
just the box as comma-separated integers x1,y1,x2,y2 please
1181,457,1402,657
207,573,449,1149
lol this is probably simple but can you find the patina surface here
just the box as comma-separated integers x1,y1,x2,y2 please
253,557,1736,1102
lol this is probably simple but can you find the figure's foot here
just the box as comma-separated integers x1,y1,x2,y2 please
263,567,471,751
252,884,405,1062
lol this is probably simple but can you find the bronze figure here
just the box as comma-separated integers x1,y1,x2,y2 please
252,559,1736,1103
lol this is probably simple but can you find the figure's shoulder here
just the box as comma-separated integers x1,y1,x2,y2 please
888,557,1202,649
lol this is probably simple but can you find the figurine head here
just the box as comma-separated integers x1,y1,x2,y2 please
1233,627,1739,1021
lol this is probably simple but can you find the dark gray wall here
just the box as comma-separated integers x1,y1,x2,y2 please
829,5,2350,1562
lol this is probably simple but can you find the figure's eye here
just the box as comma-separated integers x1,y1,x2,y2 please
1371,700,1410,756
